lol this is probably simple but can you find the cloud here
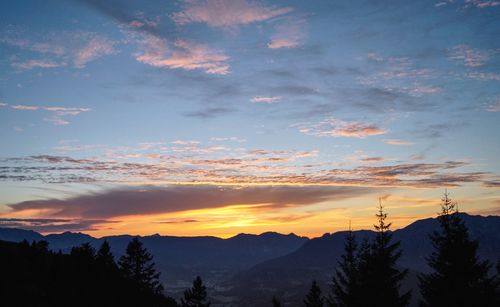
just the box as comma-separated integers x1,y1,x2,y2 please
172,0,293,29
135,35,230,74
465,72,500,81
465,0,500,8
0,218,110,233
486,100,500,112
9,105,91,125
210,137,246,142
482,181,500,188
383,139,414,146
268,18,306,49
299,118,387,138
360,157,385,163
1,30,117,69
251,96,282,103
12,59,63,70
5,185,370,220
0,151,487,189
449,45,491,67
73,37,116,68
184,106,234,118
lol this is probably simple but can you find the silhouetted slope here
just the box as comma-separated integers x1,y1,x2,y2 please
228,213,500,307
0,228,308,287
0,240,177,307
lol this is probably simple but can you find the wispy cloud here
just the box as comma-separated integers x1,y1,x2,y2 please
383,139,414,146
9,105,91,125
73,37,116,68
135,35,230,74
268,18,306,49
465,72,500,81
449,45,491,67
465,0,500,8
251,96,282,103
0,151,491,189
299,118,387,138
172,0,293,29
11,59,62,70
1,30,116,69
486,100,500,112
0,217,111,233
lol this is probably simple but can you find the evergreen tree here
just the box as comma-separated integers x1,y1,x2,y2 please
328,228,359,307
181,276,210,307
95,240,116,269
356,200,410,307
419,192,498,307
304,280,324,307
272,296,283,307
119,237,163,294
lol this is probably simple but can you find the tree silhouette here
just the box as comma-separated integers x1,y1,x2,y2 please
356,200,410,307
272,296,283,307
96,240,116,270
419,192,498,307
304,280,324,307
181,276,210,307
328,227,359,307
119,237,163,294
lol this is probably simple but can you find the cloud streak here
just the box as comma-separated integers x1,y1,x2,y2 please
299,118,387,138
172,0,293,29
135,35,230,74
5,185,370,219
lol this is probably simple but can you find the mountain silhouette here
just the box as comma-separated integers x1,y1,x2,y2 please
1,213,499,306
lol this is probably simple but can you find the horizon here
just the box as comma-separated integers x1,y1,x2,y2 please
1,0,499,239
2,210,493,239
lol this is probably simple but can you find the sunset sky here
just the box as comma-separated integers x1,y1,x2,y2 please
0,0,499,238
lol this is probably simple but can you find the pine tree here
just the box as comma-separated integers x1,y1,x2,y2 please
304,280,324,307
181,276,210,307
119,237,163,294
272,296,283,307
328,227,359,307
356,200,410,307
96,240,116,269
419,192,498,307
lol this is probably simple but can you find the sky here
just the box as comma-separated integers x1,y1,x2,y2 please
0,0,499,238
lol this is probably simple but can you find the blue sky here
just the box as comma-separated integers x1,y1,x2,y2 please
0,0,499,237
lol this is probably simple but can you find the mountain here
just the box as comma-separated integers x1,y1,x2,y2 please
227,213,500,306
0,227,308,295
1,213,499,306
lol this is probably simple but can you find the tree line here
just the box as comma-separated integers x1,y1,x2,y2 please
0,236,210,307
272,192,500,307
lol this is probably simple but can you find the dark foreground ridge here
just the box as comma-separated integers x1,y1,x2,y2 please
1,212,500,306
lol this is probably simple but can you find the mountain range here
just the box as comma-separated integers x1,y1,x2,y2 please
1,213,499,306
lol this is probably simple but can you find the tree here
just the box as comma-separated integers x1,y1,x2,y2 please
272,296,283,307
328,227,359,307
356,200,410,307
119,237,163,294
181,276,210,307
419,192,498,307
96,240,116,269
304,280,324,307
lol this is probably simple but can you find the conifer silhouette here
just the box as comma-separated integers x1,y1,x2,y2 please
96,240,116,269
181,276,210,307
328,226,359,307
419,192,498,307
119,237,163,294
304,280,324,307
356,199,410,307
